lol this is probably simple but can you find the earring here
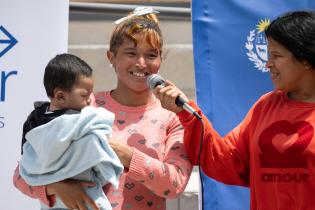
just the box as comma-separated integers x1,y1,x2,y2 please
109,63,113,68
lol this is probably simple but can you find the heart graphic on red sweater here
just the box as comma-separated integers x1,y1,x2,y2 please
258,120,313,168
271,133,298,154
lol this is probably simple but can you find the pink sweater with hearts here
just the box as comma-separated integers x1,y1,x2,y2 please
13,91,192,210
178,90,315,210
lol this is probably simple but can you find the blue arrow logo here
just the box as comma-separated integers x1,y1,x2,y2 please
0,26,18,58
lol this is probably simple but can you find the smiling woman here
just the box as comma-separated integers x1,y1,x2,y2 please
108,33,162,106
89,11,192,210
13,7,193,210
93,9,192,210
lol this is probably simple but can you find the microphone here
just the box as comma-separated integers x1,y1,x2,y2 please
147,74,202,119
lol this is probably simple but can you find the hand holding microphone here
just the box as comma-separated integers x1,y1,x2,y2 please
147,74,201,119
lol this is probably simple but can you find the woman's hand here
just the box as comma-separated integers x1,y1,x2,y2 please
109,140,133,168
153,80,188,114
46,179,99,210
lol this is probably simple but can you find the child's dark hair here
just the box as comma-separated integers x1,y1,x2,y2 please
265,10,315,69
44,53,93,97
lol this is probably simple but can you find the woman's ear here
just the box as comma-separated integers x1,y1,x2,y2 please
107,51,114,67
303,61,312,70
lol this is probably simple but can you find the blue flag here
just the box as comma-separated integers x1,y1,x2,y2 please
192,1,315,209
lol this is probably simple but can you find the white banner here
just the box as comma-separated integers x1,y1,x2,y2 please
0,0,69,209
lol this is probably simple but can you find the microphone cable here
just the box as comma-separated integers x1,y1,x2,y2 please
196,117,205,210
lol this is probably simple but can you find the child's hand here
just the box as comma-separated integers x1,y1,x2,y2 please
47,179,99,210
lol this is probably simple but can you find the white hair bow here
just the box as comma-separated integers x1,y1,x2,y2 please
114,7,159,25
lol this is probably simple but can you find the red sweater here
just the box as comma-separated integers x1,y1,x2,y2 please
178,90,315,210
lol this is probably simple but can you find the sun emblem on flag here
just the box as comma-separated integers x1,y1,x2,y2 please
245,19,270,72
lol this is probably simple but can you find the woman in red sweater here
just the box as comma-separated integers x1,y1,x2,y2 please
154,10,315,210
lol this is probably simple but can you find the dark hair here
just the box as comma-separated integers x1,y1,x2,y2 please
265,10,315,69
44,53,93,97
109,15,163,55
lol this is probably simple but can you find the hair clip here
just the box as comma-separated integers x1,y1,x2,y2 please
114,7,159,25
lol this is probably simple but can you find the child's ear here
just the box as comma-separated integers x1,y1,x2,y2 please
54,89,66,102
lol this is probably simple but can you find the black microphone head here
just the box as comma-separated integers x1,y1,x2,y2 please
147,74,165,89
